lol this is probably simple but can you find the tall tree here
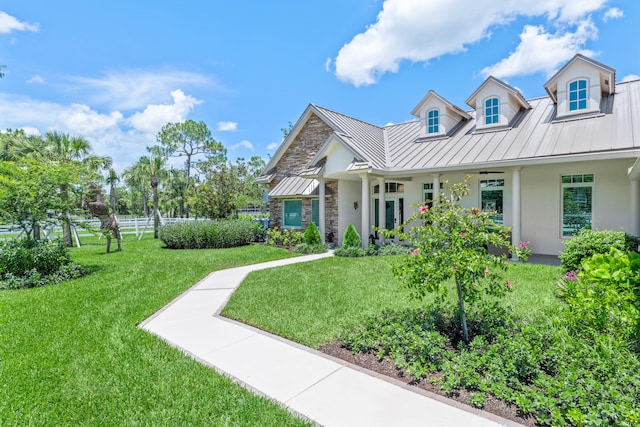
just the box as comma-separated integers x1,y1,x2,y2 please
140,147,168,238
122,161,150,216
106,168,119,214
156,120,226,217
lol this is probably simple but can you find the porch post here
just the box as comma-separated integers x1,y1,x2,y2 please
511,167,522,261
432,174,441,201
361,174,370,249
630,179,640,237
318,177,326,244
378,177,385,243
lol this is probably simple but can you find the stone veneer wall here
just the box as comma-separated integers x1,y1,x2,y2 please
268,113,338,239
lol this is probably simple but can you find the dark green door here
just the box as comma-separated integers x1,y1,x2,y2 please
385,200,395,230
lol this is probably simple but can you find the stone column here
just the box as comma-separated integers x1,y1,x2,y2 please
318,177,326,243
361,174,370,248
378,177,385,243
511,167,522,261
630,179,640,238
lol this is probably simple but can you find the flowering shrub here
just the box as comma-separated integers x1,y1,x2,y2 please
389,178,528,342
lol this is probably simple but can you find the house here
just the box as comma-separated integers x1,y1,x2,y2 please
257,54,640,256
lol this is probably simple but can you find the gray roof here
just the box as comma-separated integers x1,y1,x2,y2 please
269,176,321,197
385,79,640,172
311,104,387,169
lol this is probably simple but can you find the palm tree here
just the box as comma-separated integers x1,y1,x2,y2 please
106,169,119,214
139,149,168,238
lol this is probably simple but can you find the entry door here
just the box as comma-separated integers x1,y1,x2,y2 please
385,200,395,230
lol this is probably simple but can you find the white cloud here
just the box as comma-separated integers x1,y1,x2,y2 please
21,126,40,136
216,121,237,131
603,7,623,22
69,69,214,110
229,140,253,151
267,142,279,150
27,74,45,84
622,74,640,82
324,58,332,72
0,11,39,33
57,104,124,135
480,19,598,79
127,89,202,135
334,0,609,86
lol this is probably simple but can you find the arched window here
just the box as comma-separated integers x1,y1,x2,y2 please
568,79,588,111
427,109,439,134
485,97,499,125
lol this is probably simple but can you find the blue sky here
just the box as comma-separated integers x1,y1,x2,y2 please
1,1,638,171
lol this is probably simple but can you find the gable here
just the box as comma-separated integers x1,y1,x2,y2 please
465,76,530,130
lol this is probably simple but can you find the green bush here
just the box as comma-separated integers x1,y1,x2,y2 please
265,227,304,248
293,243,327,254
159,220,254,249
343,224,361,248
303,222,322,245
334,246,367,257
0,238,88,290
560,229,639,272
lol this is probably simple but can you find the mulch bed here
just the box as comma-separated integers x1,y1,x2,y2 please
318,341,538,427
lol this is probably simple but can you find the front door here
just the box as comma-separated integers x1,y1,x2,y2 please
385,200,395,230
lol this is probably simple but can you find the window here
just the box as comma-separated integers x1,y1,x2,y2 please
568,79,588,111
485,97,499,125
423,182,444,208
427,109,439,134
562,174,593,236
373,182,405,194
283,199,302,228
480,179,504,225
311,199,319,226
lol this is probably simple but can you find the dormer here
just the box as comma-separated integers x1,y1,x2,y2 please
544,54,615,119
465,76,531,131
411,90,471,138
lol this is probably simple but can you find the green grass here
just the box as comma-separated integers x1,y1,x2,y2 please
222,256,562,347
0,236,307,426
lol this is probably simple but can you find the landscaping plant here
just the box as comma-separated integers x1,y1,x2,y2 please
389,178,529,343
559,228,640,272
158,219,254,249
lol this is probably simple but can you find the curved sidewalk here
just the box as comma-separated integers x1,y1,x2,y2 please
140,253,522,427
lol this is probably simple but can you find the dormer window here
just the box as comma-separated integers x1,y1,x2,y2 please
427,109,439,134
568,79,588,111
485,97,499,125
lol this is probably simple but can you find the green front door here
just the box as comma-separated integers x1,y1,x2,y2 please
385,200,395,230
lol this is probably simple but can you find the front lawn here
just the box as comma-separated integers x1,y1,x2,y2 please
0,236,307,426
223,256,640,426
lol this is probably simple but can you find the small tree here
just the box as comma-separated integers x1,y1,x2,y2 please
390,178,528,343
303,222,322,245
343,224,361,248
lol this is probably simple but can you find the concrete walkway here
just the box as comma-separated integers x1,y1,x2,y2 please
140,253,522,427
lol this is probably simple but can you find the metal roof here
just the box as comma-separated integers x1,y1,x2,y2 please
384,79,640,172
311,104,387,169
269,176,321,197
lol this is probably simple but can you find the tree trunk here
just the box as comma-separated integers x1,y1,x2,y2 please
60,184,73,247
152,182,159,239
455,278,470,343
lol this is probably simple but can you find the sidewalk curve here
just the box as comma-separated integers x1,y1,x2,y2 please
140,252,523,427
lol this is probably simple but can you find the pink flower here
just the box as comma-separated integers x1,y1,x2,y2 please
420,205,429,213
471,283,477,288
519,241,528,249
471,208,481,215
505,280,512,289
484,267,490,275
459,232,467,238
411,248,419,257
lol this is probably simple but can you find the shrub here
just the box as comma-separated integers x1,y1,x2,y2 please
158,219,254,249
303,222,322,245
0,238,88,290
334,246,367,257
560,229,639,272
265,227,304,248
293,243,327,254
343,224,361,248
375,242,411,256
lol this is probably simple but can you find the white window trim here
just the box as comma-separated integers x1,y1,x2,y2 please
427,108,440,134
568,77,589,112
479,179,505,225
560,173,594,238
483,96,501,127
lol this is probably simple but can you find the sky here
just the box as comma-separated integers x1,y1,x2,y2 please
1,1,639,172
